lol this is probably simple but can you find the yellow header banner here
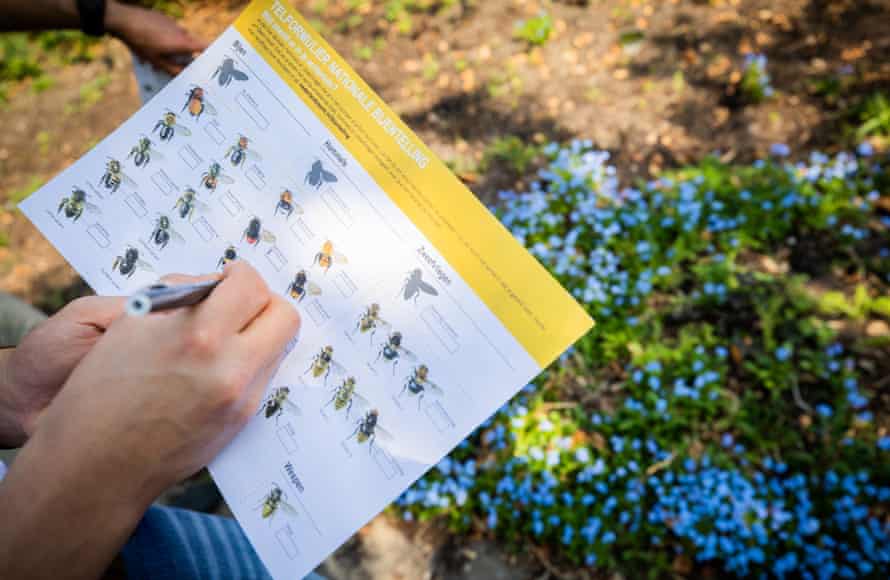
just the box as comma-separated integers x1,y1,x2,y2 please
234,0,593,367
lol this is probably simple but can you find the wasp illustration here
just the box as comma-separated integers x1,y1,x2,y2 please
347,410,392,453
218,245,238,269
200,162,234,192
305,345,344,384
401,268,439,304
112,246,152,279
258,386,301,423
57,187,98,221
100,158,135,193
376,331,417,375
313,240,347,274
128,136,160,168
152,110,191,141
325,377,369,420
304,159,337,190
286,269,321,303
241,216,276,247
182,85,216,120
401,365,444,409
173,188,206,221
212,57,248,87
149,215,184,250
255,484,297,523
274,189,303,219
225,135,260,168
355,303,390,344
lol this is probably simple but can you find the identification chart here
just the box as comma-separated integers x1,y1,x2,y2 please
20,1,593,577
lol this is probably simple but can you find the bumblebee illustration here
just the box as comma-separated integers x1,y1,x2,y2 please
354,303,389,344
255,484,297,522
304,159,337,190
313,240,347,274
241,216,276,247
200,162,233,191
128,136,159,168
347,410,392,453
274,189,303,219
401,268,439,304
112,246,152,279
225,135,260,168
173,188,205,221
57,187,98,221
400,365,444,409
376,331,417,375
182,85,216,120
212,57,248,87
286,270,321,302
257,386,301,423
325,377,368,419
100,158,134,193
150,215,184,250
305,345,344,384
152,110,191,141
217,245,238,269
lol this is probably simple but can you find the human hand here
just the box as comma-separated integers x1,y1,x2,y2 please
0,296,124,448
106,2,207,75
32,261,299,500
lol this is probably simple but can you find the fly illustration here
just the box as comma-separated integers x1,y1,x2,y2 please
304,160,337,190
212,57,248,87
401,268,439,304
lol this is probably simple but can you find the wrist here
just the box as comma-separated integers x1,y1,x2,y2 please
104,1,133,40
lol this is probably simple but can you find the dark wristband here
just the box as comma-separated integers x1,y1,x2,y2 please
76,0,107,37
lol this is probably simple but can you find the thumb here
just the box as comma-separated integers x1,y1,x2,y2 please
63,295,127,331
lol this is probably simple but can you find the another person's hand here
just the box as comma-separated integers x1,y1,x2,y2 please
106,2,207,75
0,295,124,447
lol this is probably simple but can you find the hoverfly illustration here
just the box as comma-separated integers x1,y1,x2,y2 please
212,57,248,88
401,268,439,304
149,215,184,250
152,110,191,142
400,364,444,409
241,216,276,248
200,162,234,192
112,245,153,279
100,158,135,193
254,484,298,523
173,188,207,221
305,345,345,384
313,240,347,274
347,409,393,453
275,189,304,219
217,245,238,269
375,331,417,375
354,303,389,344
226,135,260,168
325,377,369,420
128,136,161,168
257,386,301,423
304,159,337,190
57,187,99,222
286,269,321,303
182,85,216,120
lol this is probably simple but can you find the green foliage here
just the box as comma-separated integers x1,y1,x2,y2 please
0,30,96,102
481,136,539,174
854,92,890,139
513,13,554,47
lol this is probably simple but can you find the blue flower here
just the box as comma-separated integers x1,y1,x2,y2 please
770,143,790,157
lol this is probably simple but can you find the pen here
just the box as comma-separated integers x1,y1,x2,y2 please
126,279,221,316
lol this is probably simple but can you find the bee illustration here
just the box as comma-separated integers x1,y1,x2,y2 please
305,345,345,384
376,331,417,375
257,386,301,423
400,364,444,409
217,245,238,269
313,240,347,274
182,85,216,120
173,188,206,221
325,377,369,419
347,409,393,453
304,159,337,190
57,187,99,221
100,158,135,193
200,162,234,192
286,269,321,302
241,216,276,247
274,189,304,219
128,136,160,168
149,215,184,250
152,110,191,142
112,245,153,279
212,57,248,87
225,135,260,168
254,484,297,523
401,268,439,304
354,303,389,344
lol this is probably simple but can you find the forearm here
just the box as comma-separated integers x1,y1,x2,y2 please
0,0,133,37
